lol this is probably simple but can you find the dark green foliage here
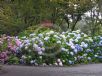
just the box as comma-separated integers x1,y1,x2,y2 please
0,0,102,35
18,25,52,37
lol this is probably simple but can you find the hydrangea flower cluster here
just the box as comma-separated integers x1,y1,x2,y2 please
0,30,102,66
0,35,21,64
91,36,102,62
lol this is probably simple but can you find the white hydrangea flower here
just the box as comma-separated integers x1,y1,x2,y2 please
60,34,66,39
39,56,42,59
61,48,66,51
88,57,91,60
25,46,28,50
83,53,87,57
54,35,58,38
95,55,98,57
38,51,43,55
75,39,78,42
46,32,50,35
81,42,88,48
67,35,70,38
41,47,45,51
32,38,35,42
28,56,31,58
84,34,88,37
62,32,66,34
22,55,27,59
69,38,74,42
74,57,77,61
57,59,61,63
30,33,35,37
69,60,73,64
44,37,50,41
62,60,65,63
33,44,38,48
30,60,34,64
76,30,80,33
70,52,74,56
76,36,81,39
54,63,58,66
77,34,81,37
49,30,54,34
35,37,39,40
21,36,26,39
38,34,43,37
88,37,93,42
59,62,63,66
57,41,61,44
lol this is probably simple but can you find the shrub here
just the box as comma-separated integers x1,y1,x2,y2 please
0,30,102,66
17,30,102,66
0,35,21,64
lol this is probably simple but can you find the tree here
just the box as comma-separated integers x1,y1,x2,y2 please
54,0,98,31
0,1,25,35
0,0,101,35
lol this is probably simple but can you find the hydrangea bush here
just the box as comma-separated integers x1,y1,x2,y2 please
91,36,102,62
0,35,20,64
0,30,102,66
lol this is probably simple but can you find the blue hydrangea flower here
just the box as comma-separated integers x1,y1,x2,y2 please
86,49,93,53
75,44,83,52
68,60,74,65
38,42,44,47
61,47,66,51
99,41,102,46
38,34,43,37
98,56,102,59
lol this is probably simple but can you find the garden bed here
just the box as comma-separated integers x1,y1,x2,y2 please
0,30,102,66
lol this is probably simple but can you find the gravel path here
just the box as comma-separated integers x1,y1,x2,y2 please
0,64,102,76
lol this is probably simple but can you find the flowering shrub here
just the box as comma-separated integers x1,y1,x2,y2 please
0,30,102,66
0,35,21,64
16,30,102,66
91,36,102,62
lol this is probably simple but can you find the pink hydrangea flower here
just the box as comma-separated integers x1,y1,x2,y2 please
0,52,8,63
15,39,21,46
0,52,7,58
10,45,17,53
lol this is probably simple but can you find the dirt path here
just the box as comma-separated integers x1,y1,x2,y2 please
0,64,102,76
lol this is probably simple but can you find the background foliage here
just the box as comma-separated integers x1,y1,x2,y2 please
0,0,102,35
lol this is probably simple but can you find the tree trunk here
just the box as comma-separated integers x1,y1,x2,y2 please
71,14,81,31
